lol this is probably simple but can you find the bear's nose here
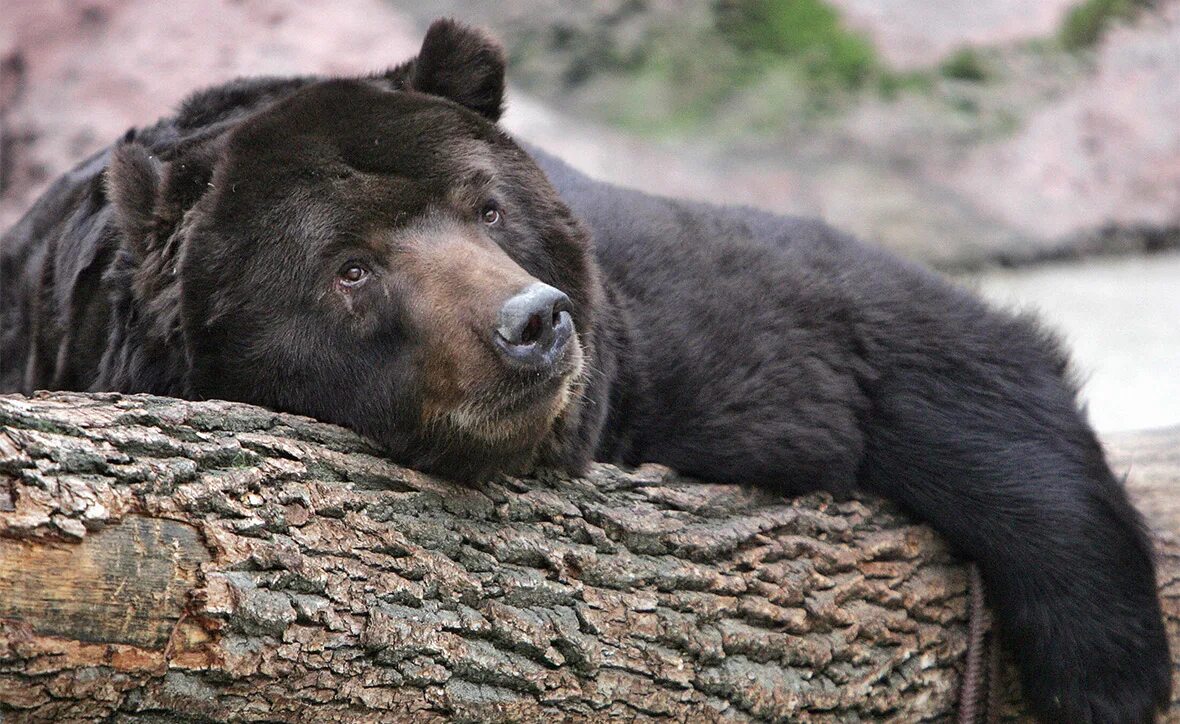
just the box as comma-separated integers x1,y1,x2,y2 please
494,282,574,369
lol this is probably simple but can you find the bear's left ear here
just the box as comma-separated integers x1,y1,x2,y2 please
408,18,506,122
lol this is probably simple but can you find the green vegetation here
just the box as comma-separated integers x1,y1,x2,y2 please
1060,0,1153,50
940,48,989,82
714,0,878,91
594,0,887,136
876,70,935,100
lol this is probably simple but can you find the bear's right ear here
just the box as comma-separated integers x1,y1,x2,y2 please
408,18,506,122
106,142,163,259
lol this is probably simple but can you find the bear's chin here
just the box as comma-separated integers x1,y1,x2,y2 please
397,425,552,485
398,356,585,484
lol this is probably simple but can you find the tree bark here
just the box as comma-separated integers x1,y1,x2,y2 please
0,392,1176,722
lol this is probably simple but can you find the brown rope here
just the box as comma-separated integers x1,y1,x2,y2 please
958,564,993,724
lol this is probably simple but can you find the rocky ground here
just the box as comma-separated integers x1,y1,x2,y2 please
829,0,1079,69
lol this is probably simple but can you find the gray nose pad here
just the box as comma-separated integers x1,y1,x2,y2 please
494,282,574,368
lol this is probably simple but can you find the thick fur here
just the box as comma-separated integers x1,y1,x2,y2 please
0,19,1169,723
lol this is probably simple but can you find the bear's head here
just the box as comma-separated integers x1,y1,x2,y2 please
104,20,606,481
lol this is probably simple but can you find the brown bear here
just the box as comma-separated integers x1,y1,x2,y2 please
0,19,1169,723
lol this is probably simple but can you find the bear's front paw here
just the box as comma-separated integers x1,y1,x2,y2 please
1018,608,1170,724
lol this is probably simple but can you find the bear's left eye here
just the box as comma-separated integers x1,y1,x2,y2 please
481,202,502,226
338,263,370,287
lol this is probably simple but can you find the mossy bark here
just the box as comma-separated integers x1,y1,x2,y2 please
1,392,1176,722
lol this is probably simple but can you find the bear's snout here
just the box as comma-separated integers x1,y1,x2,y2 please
494,282,574,371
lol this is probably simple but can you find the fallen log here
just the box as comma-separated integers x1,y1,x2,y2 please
0,391,1176,721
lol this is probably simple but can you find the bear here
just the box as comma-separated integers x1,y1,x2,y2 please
0,18,1169,723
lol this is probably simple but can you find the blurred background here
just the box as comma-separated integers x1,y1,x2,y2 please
2,0,1178,432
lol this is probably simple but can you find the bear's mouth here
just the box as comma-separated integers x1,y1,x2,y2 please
446,331,584,447
501,334,582,417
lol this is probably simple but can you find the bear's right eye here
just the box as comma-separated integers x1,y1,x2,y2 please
481,202,502,226
338,263,370,287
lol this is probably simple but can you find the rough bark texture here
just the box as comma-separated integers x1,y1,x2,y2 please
0,392,1176,722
